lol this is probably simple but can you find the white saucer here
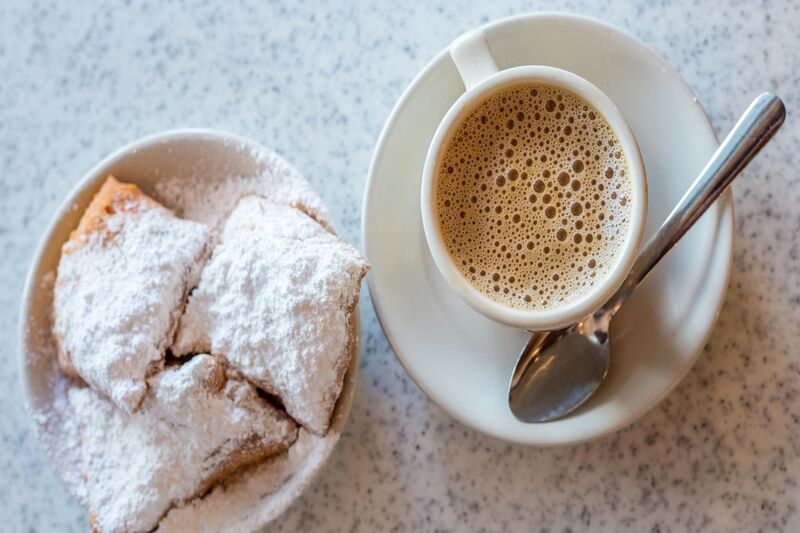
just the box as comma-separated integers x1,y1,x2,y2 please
362,13,733,446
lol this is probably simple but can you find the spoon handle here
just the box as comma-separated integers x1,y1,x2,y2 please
605,92,785,312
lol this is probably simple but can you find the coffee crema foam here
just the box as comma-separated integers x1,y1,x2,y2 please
435,83,633,311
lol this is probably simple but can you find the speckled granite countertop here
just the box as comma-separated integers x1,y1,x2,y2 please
1,1,798,531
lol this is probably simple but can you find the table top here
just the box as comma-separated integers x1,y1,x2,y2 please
1,1,798,531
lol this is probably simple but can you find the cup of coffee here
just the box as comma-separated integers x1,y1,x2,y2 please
421,29,647,331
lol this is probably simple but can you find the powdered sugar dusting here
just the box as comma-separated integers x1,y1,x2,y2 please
174,197,368,435
25,270,88,504
53,192,210,413
158,428,327,532
69,355,298,533
154,147,333,231
30,370,87,505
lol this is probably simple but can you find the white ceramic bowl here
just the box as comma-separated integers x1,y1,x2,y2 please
19,129,358,531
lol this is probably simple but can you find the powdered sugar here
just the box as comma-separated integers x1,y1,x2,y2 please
53,182,210,413
69,355,298,533
154,148,333,231
173,197,368,435
30,370,88,505
158,428,327,532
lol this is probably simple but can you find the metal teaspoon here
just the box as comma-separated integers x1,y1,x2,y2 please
508,92,786,423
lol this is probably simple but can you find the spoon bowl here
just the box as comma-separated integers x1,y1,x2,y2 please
509,327,610,422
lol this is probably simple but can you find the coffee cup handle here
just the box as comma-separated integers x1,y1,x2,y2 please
449,29,499,91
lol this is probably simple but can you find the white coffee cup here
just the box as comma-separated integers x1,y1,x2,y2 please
421,29,647,331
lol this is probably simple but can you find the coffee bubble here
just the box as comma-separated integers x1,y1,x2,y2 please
435,83,632,310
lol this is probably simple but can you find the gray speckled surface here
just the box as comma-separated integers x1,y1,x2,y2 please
1,1,798,531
